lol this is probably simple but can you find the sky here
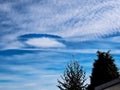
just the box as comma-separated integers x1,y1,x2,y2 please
0,0,120,90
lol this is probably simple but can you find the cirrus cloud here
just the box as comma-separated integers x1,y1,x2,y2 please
25,37,65,48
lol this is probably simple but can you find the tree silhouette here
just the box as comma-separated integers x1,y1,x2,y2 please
57,60,87,90
87,51,119,90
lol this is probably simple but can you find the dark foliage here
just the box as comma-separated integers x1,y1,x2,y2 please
87,51,119,90
57,60,87,90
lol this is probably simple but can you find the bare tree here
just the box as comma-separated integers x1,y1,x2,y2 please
57,60,87,90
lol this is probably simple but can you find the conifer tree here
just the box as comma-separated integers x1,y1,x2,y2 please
57,60,87,90
87,51,119,90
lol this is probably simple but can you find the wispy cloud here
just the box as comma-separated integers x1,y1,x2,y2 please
0,52,65,90
25,37,65,48
19,34,66,48
0,0,120,49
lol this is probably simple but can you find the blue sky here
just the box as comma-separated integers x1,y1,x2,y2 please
0,0,120,90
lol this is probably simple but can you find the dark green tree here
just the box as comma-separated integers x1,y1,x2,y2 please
87,51,119,90
57,60,87,90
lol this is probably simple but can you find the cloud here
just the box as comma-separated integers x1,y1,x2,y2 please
0,58,63,90
19,34,62,39
25,37,65,48
0,49,38,56
40,48,120,54
0,48,119,90
1,0,120,50
103,36,120,43
55,0,120,41
1,34,65,50
2,41,24,50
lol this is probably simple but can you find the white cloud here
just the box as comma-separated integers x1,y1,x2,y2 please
0,74,24,81
14,48,120,54
105,36,120,43
25,37,65,48
1,0,120,50
1,36,24,50
56,0,120,40
0,63,61,90
4,41,24,49
0,3,11,12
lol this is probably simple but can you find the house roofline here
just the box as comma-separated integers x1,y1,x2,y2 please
95,78,120,90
